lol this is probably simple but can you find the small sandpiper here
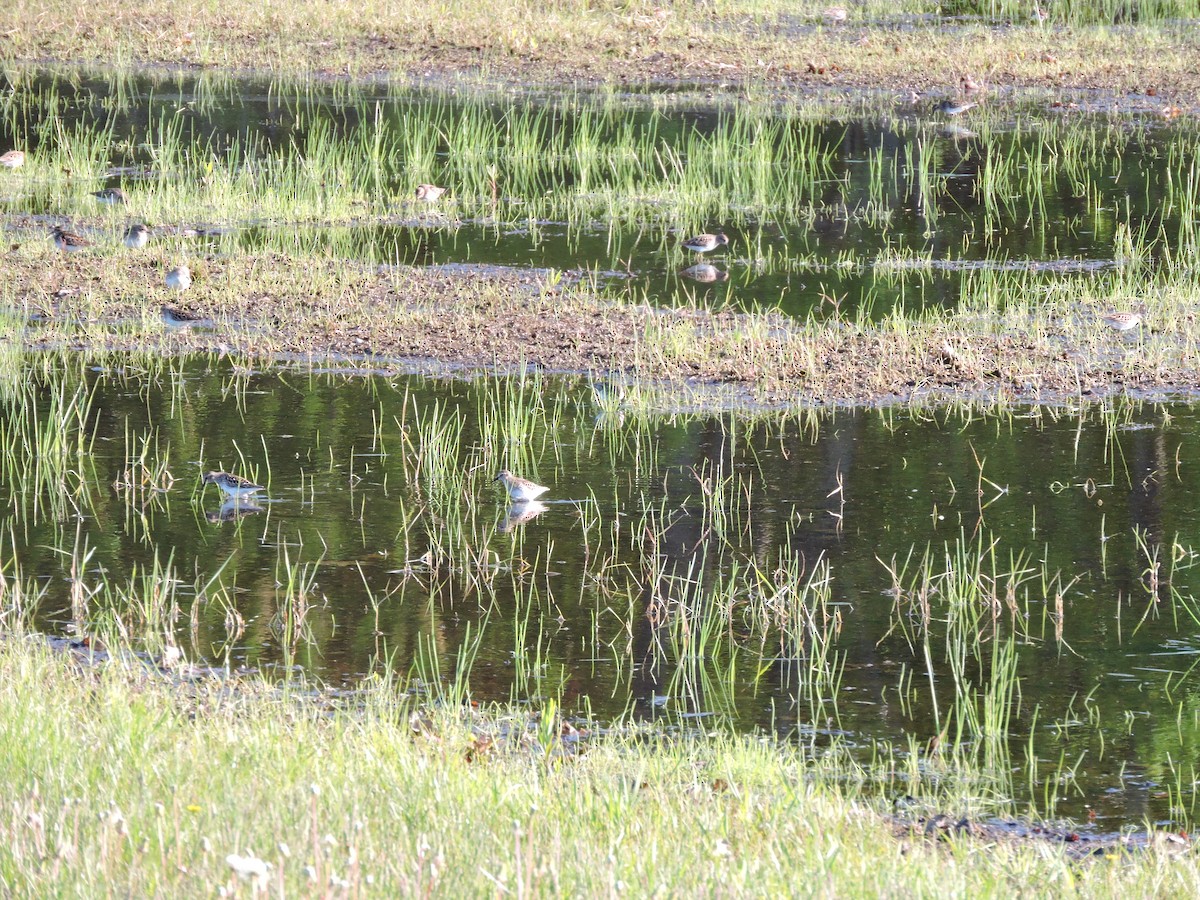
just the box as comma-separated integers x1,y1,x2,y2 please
591,379,627,410
0,149,25,169
165,264,192,291
202,471,265,499
1101,311,1143,332
161,305,211,328
415,184,446,202
961,74,983,95
681,231,730,255
493,469,550,503
934,99,977,116
51,225,91,253
123,223,151,249
92,187,128,205
822,6,848,25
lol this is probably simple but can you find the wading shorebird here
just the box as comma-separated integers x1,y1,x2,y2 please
961,74,984,95
202,471,265,500
681,231,730,255
0,149,25,169
92,187,127,205
123,223,151,249
165,264,192,291
415,184,446,202
493,469,550,503
50,225,91,253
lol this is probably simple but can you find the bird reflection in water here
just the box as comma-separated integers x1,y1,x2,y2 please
498,500,548,534
206,499,265,524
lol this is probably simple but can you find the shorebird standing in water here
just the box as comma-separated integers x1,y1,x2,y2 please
202,471,265,500
493,469,550,503
934,99,977,116
415,184,446,202
681,231,730,256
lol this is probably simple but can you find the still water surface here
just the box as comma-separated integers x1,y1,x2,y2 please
6,358,1200,828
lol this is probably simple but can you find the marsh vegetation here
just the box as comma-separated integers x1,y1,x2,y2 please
2,12,1200,887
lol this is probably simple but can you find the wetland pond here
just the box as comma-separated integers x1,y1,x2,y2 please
3,70,1199,318
8,355,1200,833
6,69,1200,834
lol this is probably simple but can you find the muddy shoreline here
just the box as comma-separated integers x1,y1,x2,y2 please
5,244,1198,410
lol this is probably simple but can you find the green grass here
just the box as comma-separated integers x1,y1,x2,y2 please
2,639,1197,896
2,73,842,233
6,68,1198,247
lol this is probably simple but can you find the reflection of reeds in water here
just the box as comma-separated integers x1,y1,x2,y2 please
272,545,324,668
410,614,488,708
393,391,508,592
0,361,98,522
400,397,467,509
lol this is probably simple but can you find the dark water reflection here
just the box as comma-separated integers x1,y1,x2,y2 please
6,357,1200,827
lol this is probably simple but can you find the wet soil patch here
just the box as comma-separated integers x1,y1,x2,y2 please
4,243,1198,408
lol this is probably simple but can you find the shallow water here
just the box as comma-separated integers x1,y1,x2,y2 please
2,69,1197,318
5,356,1200,829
